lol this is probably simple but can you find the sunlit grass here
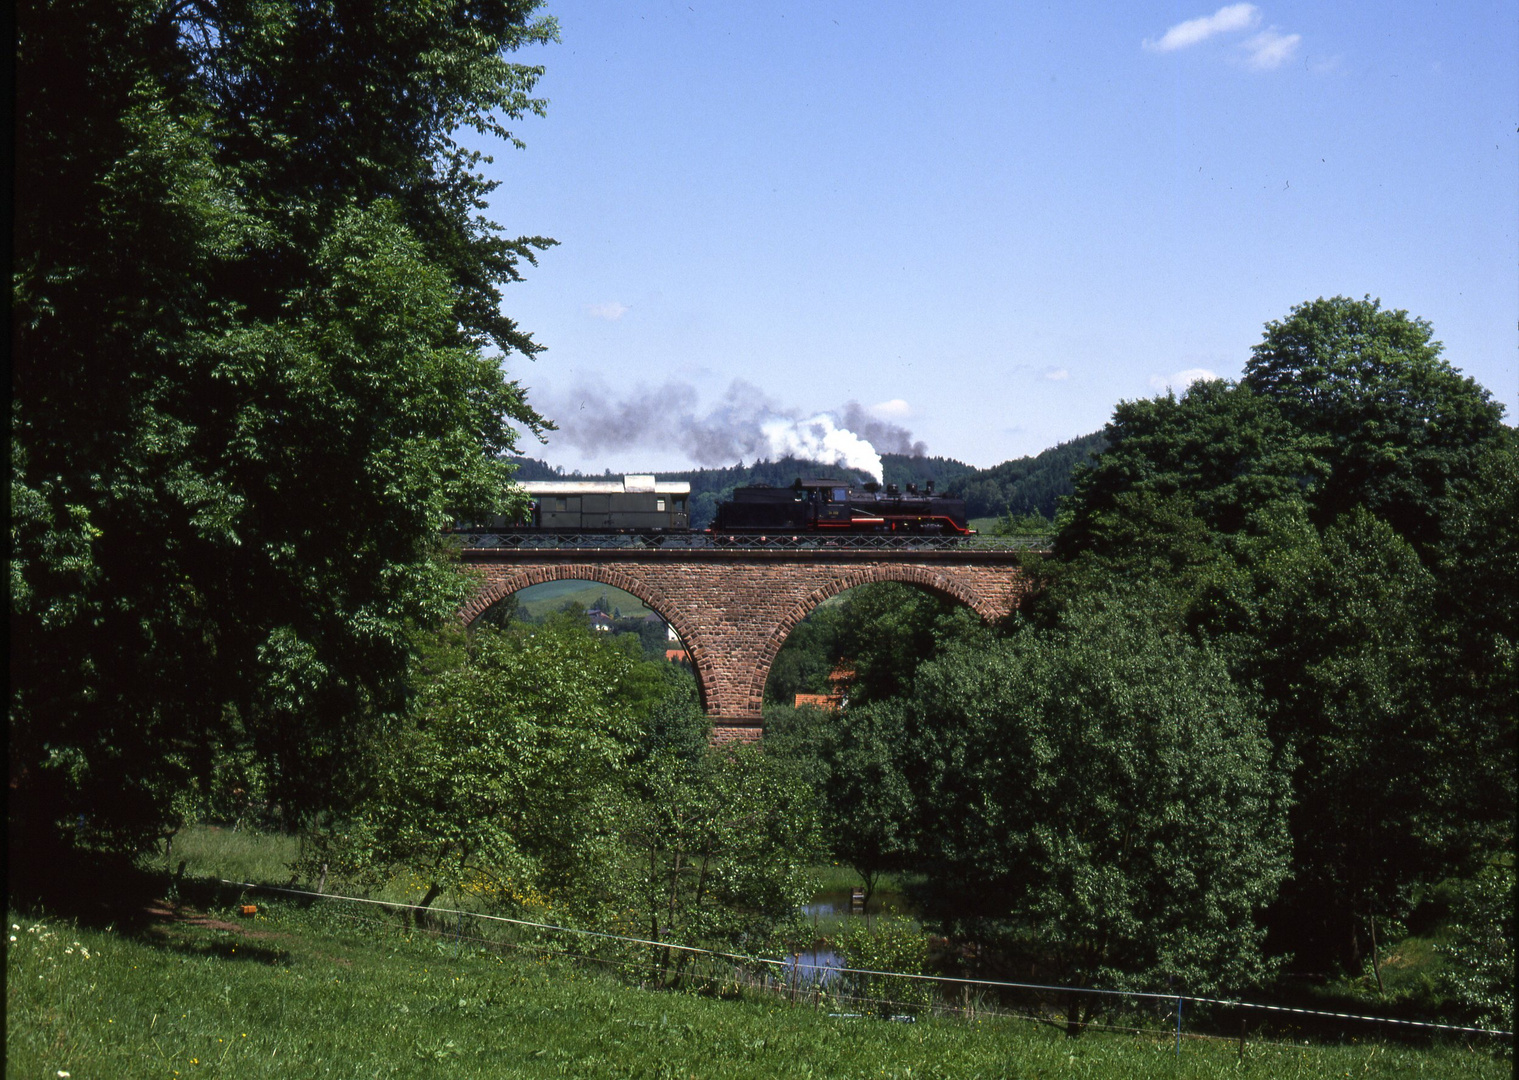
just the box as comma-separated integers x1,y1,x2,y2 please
8,899,1509,1080
157,825,301,887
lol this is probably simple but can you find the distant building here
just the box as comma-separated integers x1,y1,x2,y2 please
665,648,690,664
794,663,855,712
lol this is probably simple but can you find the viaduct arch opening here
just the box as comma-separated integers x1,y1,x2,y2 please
753,571,989,716
465,566,712,714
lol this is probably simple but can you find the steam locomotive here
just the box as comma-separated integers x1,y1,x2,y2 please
468,474,971,539
713,477,971,536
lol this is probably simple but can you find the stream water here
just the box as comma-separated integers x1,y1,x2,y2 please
799,887,915,919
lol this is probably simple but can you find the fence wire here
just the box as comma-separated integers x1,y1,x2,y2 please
217,878,1514,1045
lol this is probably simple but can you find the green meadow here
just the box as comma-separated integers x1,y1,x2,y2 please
6,832,1508,1080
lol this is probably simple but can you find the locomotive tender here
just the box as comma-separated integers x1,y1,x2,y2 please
471,474,971,539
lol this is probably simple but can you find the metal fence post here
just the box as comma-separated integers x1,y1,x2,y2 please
1176,996,1183,1057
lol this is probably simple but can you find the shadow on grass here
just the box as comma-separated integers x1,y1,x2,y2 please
8,840,305,948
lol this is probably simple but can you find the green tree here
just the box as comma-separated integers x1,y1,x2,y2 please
11,0,556,867
309,617,682,922
817,705,916,907
904,596,1291,1028
618,745,823,986
1244,510,1449,974
1245,295,1508,554
1437,861,1516,1032
835,583,981,705
1046,306,1513,978
762,702,914,908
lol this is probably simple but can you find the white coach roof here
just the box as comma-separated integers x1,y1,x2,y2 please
518,475,690,495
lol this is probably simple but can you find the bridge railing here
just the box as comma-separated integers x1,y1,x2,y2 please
448,531,1052,552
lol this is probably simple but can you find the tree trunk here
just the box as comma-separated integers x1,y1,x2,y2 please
1369,910,1385,996
1064,992,1086,1038
414,881,443,930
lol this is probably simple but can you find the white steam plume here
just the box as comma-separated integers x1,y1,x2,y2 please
540,380,927,485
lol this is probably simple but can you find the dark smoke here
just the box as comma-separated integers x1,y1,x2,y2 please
839,402,927,457
543,380,928,466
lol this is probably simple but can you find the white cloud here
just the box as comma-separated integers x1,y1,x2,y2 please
1243,28,1301,69
1144,3,1259,52
586,301,629,321
1148,368,1219,392
1042,367,1070,381
869,398,911,418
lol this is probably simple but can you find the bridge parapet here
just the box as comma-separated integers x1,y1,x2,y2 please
459,546,1036,740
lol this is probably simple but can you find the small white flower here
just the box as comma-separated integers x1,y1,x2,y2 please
79,947,90,959
8,936,15,942
10,923,18,930
58,1071,71,1078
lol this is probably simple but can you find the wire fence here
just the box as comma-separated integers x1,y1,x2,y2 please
216,878,1513,1053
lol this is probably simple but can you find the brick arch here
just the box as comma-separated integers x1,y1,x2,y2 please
460,563,716,715
747,567,991,711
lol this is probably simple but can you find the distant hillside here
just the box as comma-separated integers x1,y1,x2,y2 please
880,453,978,491
946,432,1107,520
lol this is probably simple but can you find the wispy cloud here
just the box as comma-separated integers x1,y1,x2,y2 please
586,301,629,321
1243,28,1301,69
1149,368,1219,392
1144,3,1259,52
1042,367,1070,381
869,398,911,418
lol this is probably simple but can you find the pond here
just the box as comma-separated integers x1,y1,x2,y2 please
800,887,916,919
779,949,844,986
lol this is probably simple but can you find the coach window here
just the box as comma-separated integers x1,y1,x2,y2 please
832,487,848,502
656,498,666,511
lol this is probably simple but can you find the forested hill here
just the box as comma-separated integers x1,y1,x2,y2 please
947,432,1106,519
505,454,982,528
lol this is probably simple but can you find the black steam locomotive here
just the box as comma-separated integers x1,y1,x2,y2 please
713,478,971,537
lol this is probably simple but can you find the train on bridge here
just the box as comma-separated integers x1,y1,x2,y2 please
461,474,972,542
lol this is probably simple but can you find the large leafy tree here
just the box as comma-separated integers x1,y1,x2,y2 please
901,596,1290,1021
1244,295,1507,554
1046,300,1513,976
11,0,557,865
309,618,669,922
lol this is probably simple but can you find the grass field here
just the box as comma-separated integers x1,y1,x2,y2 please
6,831,1510,1079
512,580,656,620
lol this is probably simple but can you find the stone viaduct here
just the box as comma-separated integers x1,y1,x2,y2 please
458,546,1035,743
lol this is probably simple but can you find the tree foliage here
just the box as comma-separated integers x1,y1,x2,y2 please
308,618,658,920
901,597,1291,1001
1245,296,1507,553
619,745,823,985
1043,298,1514,976
11,0,557,861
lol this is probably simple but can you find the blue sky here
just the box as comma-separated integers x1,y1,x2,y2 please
472,1,1517,473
